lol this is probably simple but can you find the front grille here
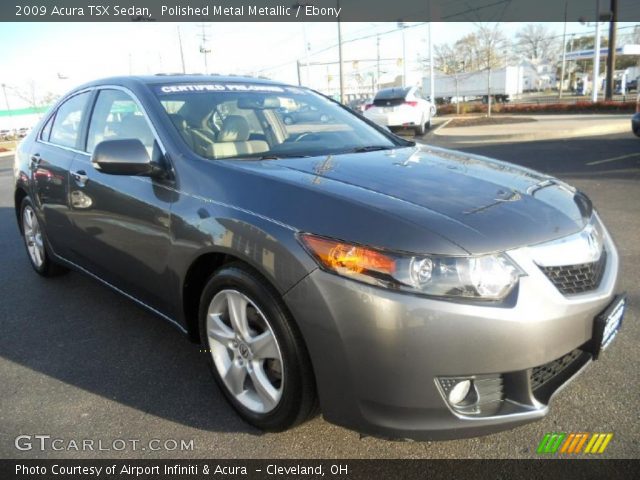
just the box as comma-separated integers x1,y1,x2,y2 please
541,250,607,295
530,349,582,392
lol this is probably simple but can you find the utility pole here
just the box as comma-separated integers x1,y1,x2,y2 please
428,2,434,104
177,26,186,74
487,46,493,117
296,60,302,86
197,23,212,75
302,24,311,86
559,0,568,99
592,0,602,103
605,0,617,100
376,35,381,91
337,0,344,103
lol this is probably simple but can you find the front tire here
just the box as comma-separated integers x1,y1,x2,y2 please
20,196,67,277
198,263,316,431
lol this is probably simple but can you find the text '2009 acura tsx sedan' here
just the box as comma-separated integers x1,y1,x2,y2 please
14,75,626,440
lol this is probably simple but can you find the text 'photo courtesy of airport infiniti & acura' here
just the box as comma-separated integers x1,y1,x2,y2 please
13,75,626,440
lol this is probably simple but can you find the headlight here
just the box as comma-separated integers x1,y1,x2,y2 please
299,234,523,300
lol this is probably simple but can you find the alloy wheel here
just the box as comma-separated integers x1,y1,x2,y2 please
22,205,45,268
206,289,284,414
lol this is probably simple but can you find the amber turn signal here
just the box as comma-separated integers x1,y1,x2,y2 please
300,234,396,276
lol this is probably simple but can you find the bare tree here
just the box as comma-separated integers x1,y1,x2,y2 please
433,43,468,114
515,24,559,63
429,24,507,115
7,80,58,109
475,24,507,116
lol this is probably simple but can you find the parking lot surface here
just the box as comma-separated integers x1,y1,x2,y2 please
0,133,638,459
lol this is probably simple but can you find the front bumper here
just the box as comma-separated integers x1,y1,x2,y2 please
284,224,621,440
364,111,422,128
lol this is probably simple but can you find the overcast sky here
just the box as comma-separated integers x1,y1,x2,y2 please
0,21,636,110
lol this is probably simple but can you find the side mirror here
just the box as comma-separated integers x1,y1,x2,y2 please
92,138,160,176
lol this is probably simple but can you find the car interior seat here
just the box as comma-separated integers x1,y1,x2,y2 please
209,115,268,159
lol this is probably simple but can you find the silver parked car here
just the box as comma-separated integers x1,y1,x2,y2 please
14,75,625,440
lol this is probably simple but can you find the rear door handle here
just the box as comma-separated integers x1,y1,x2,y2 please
71,170,88,187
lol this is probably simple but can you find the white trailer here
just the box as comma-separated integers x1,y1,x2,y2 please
423,66,524,103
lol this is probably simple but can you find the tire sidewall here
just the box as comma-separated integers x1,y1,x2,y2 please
20,196,48,275
198,265,309,431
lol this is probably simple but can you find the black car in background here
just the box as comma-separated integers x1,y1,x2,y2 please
277,103,330,125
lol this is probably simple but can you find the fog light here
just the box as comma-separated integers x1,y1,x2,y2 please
448,380,472,405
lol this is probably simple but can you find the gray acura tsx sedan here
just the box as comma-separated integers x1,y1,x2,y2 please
13,75,626,440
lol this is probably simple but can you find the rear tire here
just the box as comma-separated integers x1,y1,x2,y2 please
414,118,426,136
198,263,316,431
20,196,68,277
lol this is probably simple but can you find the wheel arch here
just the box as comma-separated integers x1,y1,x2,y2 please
180,246,309,344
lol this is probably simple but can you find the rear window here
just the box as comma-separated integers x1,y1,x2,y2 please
374,88,410,101
154,82,401,160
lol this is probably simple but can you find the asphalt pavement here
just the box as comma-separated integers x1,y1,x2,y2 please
0,133,638,459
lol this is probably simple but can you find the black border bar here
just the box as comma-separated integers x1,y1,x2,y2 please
2,459,639,480
3,0,640,22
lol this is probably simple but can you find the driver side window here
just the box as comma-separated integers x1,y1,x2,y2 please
87,89,155,154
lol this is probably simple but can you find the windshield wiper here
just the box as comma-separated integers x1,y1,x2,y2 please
348,145,396,153
258,154,310,160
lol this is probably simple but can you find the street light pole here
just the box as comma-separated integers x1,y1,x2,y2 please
399,23,407,87
605,0,618,101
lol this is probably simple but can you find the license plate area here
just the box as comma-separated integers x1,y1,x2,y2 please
590,293,626,358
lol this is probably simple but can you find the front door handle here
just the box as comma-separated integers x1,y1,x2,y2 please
71,170,88,187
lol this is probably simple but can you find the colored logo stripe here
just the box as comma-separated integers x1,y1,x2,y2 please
537,433,566,453
585,433,613,454
560,433,589,454
539,433,613,455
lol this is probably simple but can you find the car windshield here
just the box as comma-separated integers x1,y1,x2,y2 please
153,82,405,160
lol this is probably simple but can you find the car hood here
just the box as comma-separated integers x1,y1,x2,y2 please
266,145,591,255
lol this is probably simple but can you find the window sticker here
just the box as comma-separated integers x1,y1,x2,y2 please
156,84,286,94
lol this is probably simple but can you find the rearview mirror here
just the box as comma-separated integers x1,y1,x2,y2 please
92,139,159,176
237,96,281,110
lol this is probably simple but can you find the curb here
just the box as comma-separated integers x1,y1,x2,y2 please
0,150,15,159
432,122,631,144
